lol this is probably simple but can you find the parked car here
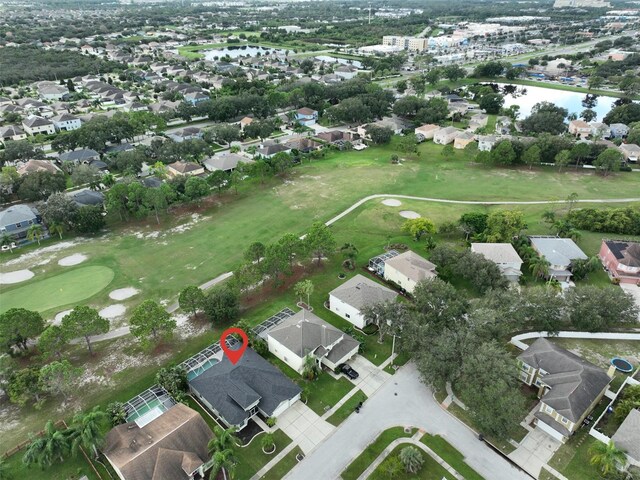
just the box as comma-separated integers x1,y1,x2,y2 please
339,363,359,380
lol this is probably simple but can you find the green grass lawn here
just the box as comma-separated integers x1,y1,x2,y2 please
327,390,367,426
341,426,416,480
260,446,303,480
547,428,605,480
0,265,115,313
420,434,485,480
2,446,102,480
368,443,456,480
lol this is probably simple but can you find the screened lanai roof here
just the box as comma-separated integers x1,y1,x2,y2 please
252,307,296,339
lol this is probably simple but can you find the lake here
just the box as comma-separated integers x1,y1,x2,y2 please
315,55,363,68
486,83,618,122
204,45,286,61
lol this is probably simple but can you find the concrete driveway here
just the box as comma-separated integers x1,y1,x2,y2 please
508,427,561,479
620,283,640,321
347,355,391,396
284,363,531,480
277,400,334,454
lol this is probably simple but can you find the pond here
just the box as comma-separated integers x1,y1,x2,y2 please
204,45,286,61
315,55,363,68
481,83,619,122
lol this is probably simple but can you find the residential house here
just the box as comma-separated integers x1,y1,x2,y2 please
590,122,609,139
611,409,640,468
17,159,61,176
168,127,203,143
433,126,461,145
239,116,253,130
495,116,512,135
568,120,592,138
263,309,360,374
284,137,323,153
329,274,398,329
453,131,475,149
0,204,45,244
203,153,253,172
295,107,318,126
477,134,498,152
471,243,523,282
468,113,488,132
72,190,105,207
189,347,300,431
369,116,408,135
335,64,359,80
599,239,640,284
51,113,81,132
383,250,437,294
619,143,640,163
184,91,209,105
414,124,439,141
0,125,27,144
529,236,588,283
37,82,69,101
257,142,291,158
103,403,213,480
610,123,629,139
22,115,55,136
59,149,100,164
167,161,205,177
517,338,611,442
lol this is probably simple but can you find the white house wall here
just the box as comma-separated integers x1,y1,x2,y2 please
267,336,304,373
384,265,417,294
329,294,366,328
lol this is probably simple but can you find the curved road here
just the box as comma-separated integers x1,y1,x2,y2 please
284,363,532,480
80,193,640,343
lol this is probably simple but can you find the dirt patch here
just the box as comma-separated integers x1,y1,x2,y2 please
382,199,402,207
0,269,34,284
58,253,88,266
399,210,421,219
99,304,126,320
109,287,139,300
241,264,309,312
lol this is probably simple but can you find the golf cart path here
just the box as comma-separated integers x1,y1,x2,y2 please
76,194,640,343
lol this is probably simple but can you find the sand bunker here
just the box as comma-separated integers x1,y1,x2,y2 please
399,210,421,219
99,304,126,319
58,253,88,266
382,199,402,207
0,269,34,284
53,309,73,326
109,287,139,300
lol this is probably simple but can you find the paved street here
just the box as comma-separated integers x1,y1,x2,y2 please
285,362,531,480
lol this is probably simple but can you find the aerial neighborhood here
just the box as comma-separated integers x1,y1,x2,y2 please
1,1,640,480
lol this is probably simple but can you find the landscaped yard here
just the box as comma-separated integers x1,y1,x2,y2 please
420,434,485,480
260,446,304,480
2,445,105,480
341,426,416,480
327,390,368,426
368,443,456,480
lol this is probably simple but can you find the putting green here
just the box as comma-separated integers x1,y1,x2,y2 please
0,266,115,313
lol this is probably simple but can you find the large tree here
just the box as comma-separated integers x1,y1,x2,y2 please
6,367,43,407
484,210,526,242
68,406,109,458
23,420,70,467
401,217,436,242
521,102,568,135
593,148,623,177
38,360,82,400
567,286,638,331
38,325,69,360
178,285,206,318
61,306,109,356
17,171,66,202
304,221,336,265
38,192,78,229
129,300,176,347
0,308,45,352
202,287,240,326
361,300,407,343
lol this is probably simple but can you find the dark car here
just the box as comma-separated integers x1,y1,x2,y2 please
339,363,359,380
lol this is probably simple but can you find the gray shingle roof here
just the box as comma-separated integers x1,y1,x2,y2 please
268,310,360,364
612,408,640,461
529,236,588,267
59,149,99,162
384,251,437,285
329,274,397,311
518,338,610,422
204,154,253,171
0,204,37,228
188,348,300,427
471,243,523,264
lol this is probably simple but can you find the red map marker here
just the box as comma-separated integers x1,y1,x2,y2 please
220,327,248,365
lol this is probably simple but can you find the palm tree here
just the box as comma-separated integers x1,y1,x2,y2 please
301,354,319,381
23,420,69,467
102,173,116,188
0,232,14,252
209,449,236,480
399,446,424,474
27,224,44,245
529,256,550,280
589,440,627,476
69,406,109,458
48,222,64,240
